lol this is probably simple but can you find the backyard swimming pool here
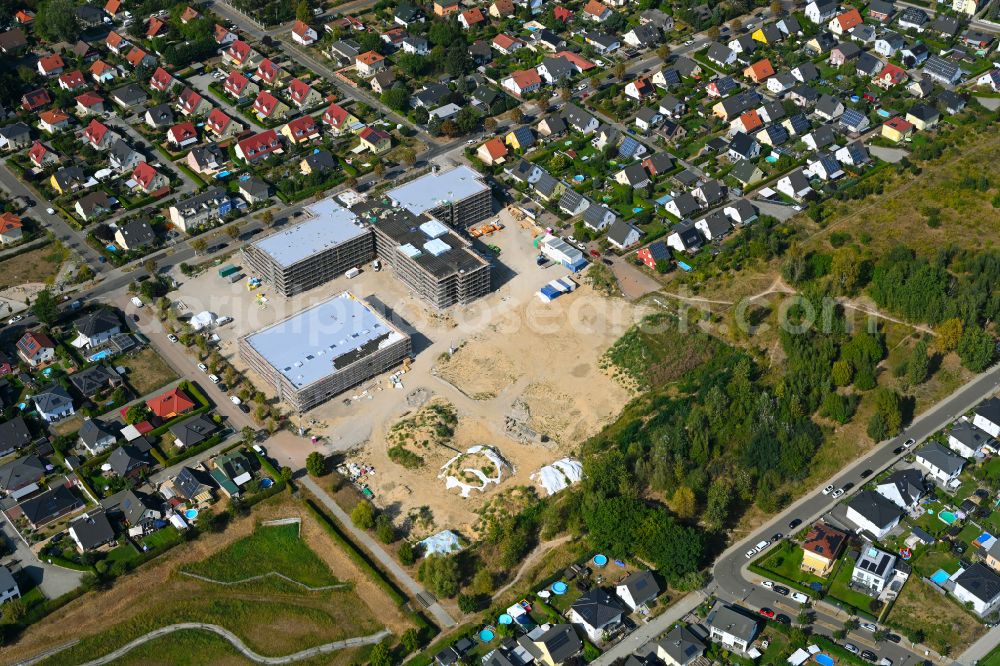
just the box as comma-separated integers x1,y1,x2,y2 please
764,155,779,163
939,511,958,525
815,654,834,666
931,569,950,585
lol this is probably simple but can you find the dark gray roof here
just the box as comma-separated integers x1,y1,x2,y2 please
848,489,903,528
118,219,156,247
533,172,560,197
583,203,618,228
77,417,118,448
696,180,725,205
930,15,959,34
950,420,992,450
833,42,861,59
111,83,148,106
174,466,213,500
607,219,640,247
169,414,218,448
707,604,759,642
108,443,152,476
794,61,819,81
671,192,701,217
877,468,924,505
541,56,574,80
75,309,120,339
19,485,82,526
100,488,158,525
728,131,757,158
558,188,588,214
618,570,660,606
899,6,928,23
540,114,566,134
955,563,1000,603
869,0,895,15
0,455,45,492
69,510,115,549
698,210,732,239
530,624,582,663
670,219,702,250
303,150,336,172
0,122,31,141
706,42,734,63
658,625,705,665
627,24,661,46
916,441,965,474
0,416,32,453
730,159,761,185
146,103,174,126
34,384,73,414
856,52,883,75
619,162,649,186
809,124,837,148
976,397,1000,425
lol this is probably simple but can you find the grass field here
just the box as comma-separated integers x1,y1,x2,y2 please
19,503,396,666
753,541,831,590
118,348,178,396
886,577,986,654
182,522,340,587
0,243,66,289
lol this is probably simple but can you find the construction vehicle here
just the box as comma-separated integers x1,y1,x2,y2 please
402,357,411,372
470,221,504,238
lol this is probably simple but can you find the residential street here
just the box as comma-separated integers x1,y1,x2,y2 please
0,517,85,600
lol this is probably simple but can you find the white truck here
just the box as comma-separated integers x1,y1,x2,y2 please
130,297,144,308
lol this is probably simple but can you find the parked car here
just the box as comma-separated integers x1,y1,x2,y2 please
860,622,878,632
761,580,773,588
790,591,809,604
843,644,860,655
197,363,208,372
773,585,789,596
208,374,220,384
788,518,802,530
831,488,845,498
903,438,915,449
860,469,873,478
775,614,791,625
822,484,835,495
861,650,878,662
758,608,775,618
230,395,242,405
754,540,770,552
745,549,757,559
167,334,179,343
772,532,784,541
886,634,901,644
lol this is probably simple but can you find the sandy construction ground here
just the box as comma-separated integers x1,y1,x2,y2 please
167,209,646,539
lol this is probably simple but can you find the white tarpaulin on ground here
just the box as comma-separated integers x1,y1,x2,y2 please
190,311,216,331
531,458,584,496
70,333,90,348
419,530,463,557
440,445,510,498
787,648,810,666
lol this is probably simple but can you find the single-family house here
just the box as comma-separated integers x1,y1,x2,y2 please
846,490,903,539
292,20,318,45
115,219,156,250
706,604,759,652
915,442,965,484
852,543,897,594
69,510,116,552
881,116,914,142
952,564,1000,616
567,588,624,642
77,418,118,454
801,521,848,576
33,384,75,422
875,468,925,511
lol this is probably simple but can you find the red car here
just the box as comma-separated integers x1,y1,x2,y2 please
758,608,775,618
590,249,600,257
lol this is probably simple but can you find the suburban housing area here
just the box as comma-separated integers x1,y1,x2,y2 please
0,0,998,663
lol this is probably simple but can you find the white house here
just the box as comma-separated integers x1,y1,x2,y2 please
72,309,121,347
949,419,993,458
776,169,812,201
567,588,623,643
805,0,839,24
973,397,1000,438
607,220,641,250
875,469,924,511
851,543,897,594
32,385,75,423
952,564,1000,616
615,571,660,610
845,490,902,539
0,566,20,605
706,604,759,653
915,442,966,484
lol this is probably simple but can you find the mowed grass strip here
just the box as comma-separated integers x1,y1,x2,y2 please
182,523,340,587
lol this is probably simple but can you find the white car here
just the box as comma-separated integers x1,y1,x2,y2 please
790,591,809,604
831,488,845,498
903,438,915,449
197,363,208,372
745,549,757,559
167,334,179,343
822,484,835,495
131,296,144,308
46,207,55,215
861,622,878,632
7,314,23,324
843,644,860,655
229,395,242,405
208,374,220,384
684,39,694,45
761,580,774,588
754,540,770,552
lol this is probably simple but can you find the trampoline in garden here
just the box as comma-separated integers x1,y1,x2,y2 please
815,654,834,666
551,581,569,595
931,569,950,585
593,554,608,567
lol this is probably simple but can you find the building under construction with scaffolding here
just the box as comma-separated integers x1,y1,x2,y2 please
385,165,493,229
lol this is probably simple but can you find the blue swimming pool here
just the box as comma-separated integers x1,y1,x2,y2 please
593,554,608,567
185,509,199,520
940,511,958,525
551,581,568,595
931,569,950,585
89,349,112,362
815,654,834,666
765,155,779,163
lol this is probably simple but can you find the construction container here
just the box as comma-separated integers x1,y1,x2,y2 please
218,265,239,278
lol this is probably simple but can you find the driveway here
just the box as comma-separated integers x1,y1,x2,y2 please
609,255,662,300
1,517,84,600
869,145,910,164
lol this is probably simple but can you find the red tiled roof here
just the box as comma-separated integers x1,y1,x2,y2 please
106,31,126,48
509,68,541,90
237,129,281,161
835,8,863,31
38,53,64,73
147,16,166,37
125,46,149,67
28,141,52,165
206,108,232,134
256,58,280,83
104,0,121,14
17,331,54,356
228,39,252,63
132,161,161,190
284,115,318,139
746,58,775,81
85,118,109,145
214,24,234,43
224,70,251,95
178,87,204,113
0,212,23,233
802,522,848,558
287,78,313,104
150,66,174,91
555,51,594,70
583,0,608,17
292,20,314,38
21,88,51,110
323,103,350,127
253,91,281,116
91,59,114,77
356,50,384,65
58,70,85,89
460,8,485,24
39,109,69,125
884,116,913,131
145,387,195,418
168,122,197,143
480,137,508,160
553,5,572,21
739,109,763,131
492,34,520,50
76,91,104,107
180,6,200,22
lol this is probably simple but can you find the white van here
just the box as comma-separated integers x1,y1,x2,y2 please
790,591,809,604
345,267,361,279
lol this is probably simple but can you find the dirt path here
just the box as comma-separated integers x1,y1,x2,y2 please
492,534,574,599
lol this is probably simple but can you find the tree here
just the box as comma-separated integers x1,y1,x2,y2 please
830,248,862,294
375,513,395,543
373,162,385,177
770,0,782,15
706,25,721,39
381,86,409,112
908,339,930,384
510,106,525,124
241,426,255,448
143,258,157,275
831,359,853,386
656,44,671,61
225,224,241,240
295,0,311,21
958,325,995,372
280,466,293,482
31,289,60,325
418,554,461,597
261,210,275,228
398,147,417,166
613,61,627,80
351,500,376,529
305,452,327,477
704,478,732,531
368,641,392,666
483,117,497,133
669,485,696,519
36,0,80,43
935,318,964,351
124,403,151,425
191,238,208,254
397,541,416,565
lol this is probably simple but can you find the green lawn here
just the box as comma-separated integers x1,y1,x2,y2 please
181,523,339,587
911,547,961,579
909,500,953,537
826,559,878,616
752,541,831,591
141,527,184,551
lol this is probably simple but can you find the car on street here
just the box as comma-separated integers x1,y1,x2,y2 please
197,363,208,372
167,334,179,343
775,614,791,624
790,591,809,603
861,650,878,662
758,608,775,618
754,539,770,552
772,532,783,541
773,585,789,596
822,484,835,495
843,643,860,655
745,549,757,559
886,634,901,644
761,580,773,588
239,403,250,413
230,395,242,405
46,207,55,215
831,488,845,498
208,374,220,384
861,622,878,632
788,518,802,529
132,314,139,322
7,315,23,324
903,438,915,449
860,469,873,478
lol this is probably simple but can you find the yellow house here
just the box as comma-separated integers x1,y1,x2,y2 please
800,522,848,577
881,117,914,143
358,126,391,154
986,542,1000,573
504,127,536,151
